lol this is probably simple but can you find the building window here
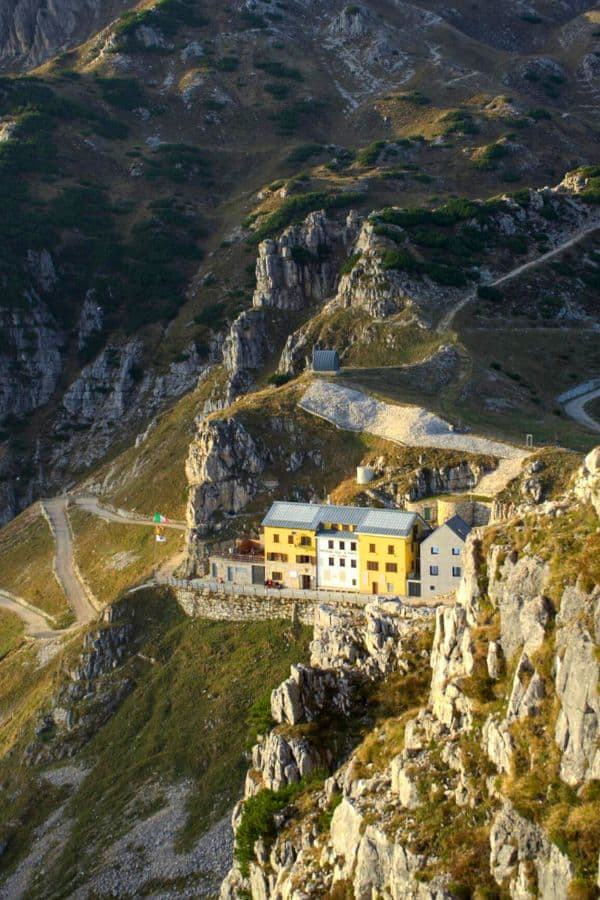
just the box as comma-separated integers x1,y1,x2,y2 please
211,563,218,578
388,545,394,555
272,571,282,581
369,543,376,553
352,579,357,586
452,566,462,577
452,547,461,556
367,561,379,571
273,534,279,543
387,583,394,592
296,555,312,564
339,558,346,567
424,507,431,521
329,557,334,566
300,536,311,546
339,541,345,550
328,540,334,550
351,559,357,569
267,553,288,562
385,563,398,573
351,542,356,551
430,585,435,591
430,546,439,555
288,535,294,545
430,565,439,576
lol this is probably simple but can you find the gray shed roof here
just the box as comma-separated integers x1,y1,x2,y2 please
444,515,472,542
262,501,421,538
312,349,340,372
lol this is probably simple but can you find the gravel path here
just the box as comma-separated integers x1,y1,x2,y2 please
72,495,187,530
42,497,97,625
562,385,600,434
438,220,600,332
0,589,57,639
301,381,527,462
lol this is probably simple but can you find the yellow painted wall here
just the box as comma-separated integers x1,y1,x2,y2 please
264,526,315,558
357,534,414,595
263,526,316,585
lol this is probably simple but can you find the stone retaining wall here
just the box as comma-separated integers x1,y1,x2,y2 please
174,587,442,626
176,588,324,625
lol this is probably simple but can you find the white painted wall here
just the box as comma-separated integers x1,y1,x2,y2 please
316,533,359,591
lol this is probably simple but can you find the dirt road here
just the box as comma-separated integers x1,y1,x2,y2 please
562,385,600,434
72,495,187,530
42,498,97,625
0,590,58,639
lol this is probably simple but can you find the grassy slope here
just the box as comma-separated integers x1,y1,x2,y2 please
69,508,179,604
584,395,600,423
0,628,84,874
0,609,25,659
0,506,71,624
28,589,311,896
89,367,227,520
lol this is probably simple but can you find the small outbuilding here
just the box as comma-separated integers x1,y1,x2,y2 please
312,348,340,374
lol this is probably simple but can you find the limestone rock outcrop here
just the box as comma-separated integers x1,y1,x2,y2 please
253,211,360,313
186,415,268,539
222,452,600,899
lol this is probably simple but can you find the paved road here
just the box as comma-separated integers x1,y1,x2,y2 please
72,495,187,530
42,498,97,625
563,386,600,433
438,221,600,333
0,590,58,640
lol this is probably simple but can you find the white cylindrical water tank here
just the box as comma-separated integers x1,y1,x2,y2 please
357,466,375,485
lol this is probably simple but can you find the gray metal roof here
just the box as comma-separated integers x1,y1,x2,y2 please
444,515,471,542
355,509,418,537
262,501,419,538
318,505,365,526
262,501,321,530
312,349,340,372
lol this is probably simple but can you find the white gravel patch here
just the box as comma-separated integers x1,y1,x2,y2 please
300,381,528,460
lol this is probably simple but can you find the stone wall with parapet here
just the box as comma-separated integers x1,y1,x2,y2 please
175,587,321,625
174,587,439,627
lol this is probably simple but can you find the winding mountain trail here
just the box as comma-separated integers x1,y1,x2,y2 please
42,498,97,626
438,221,600,333
562,385,600,433
0,590,58,640
1,494,187,639
71,495,187,530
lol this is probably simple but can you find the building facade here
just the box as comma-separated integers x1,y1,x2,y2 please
419,515,471,597
316,531,359,590
262,501,428,596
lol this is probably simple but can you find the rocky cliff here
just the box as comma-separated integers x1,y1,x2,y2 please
221,449,600,899
278,184,597,376
0,0,126,70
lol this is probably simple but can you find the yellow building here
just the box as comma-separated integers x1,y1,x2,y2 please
355,509,427,596
262,502,428,595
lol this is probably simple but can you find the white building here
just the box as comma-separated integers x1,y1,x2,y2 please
419,515,471,597
316,531,359,591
